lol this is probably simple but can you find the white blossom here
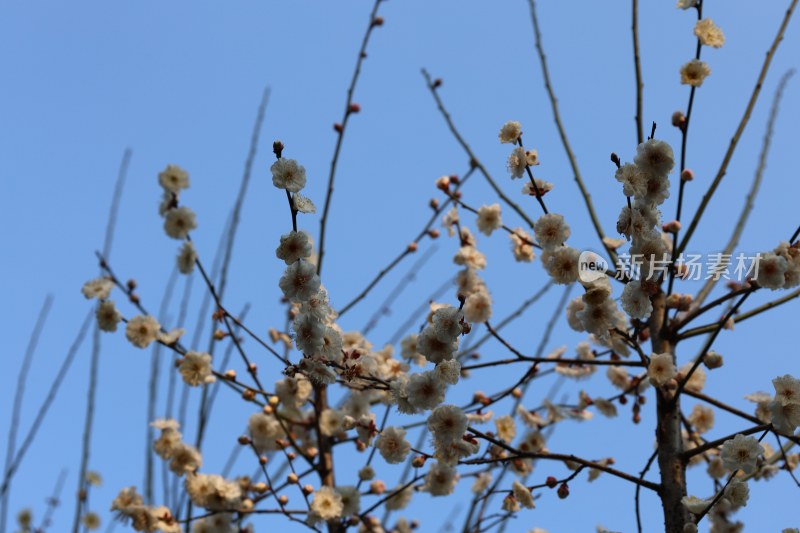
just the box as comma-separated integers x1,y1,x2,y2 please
428,405,467,444
279,260,321,302
476,204,502,236
375,426,411,464
720,434,764,474
163,206,197,239
310,486,343,521
179,352,215,386
158,164,190,194
424,462,459,496
621,280,653,319
406,370,447,411
694,19,725,48
510,228,536,262
512,480,535,509
96,300,122,332
82,277,114,300
177,241,197,274
648,353,676,387
125,315,161,349
270,158,307,193
680,60,711,87
534,213,570,250
498,121,522,144
755,252,789,289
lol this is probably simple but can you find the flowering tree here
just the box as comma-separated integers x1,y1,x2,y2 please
3,1,800,533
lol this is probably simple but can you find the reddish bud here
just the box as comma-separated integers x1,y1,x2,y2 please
272,140,284,158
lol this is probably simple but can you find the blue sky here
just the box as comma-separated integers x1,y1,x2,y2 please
2,1,799,532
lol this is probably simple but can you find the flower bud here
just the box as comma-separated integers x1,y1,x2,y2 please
273,140,284,158
704,351,723,369
672,111,686,128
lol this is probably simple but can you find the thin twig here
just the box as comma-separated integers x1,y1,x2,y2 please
678,0,799,255
145,266,178,503
682,423,771,460
635,449,658,533
679,286,800,340
421,68,535,229
694,427,771,525
0,311,92,500
457,282,553,357
664,3,702,326
39,468,68,532
339,167,476,318
675,290,753,397
694,69,795,306
526,0,618,267
217,87,270,303
632,0,644,145
74,149,131,533
317,0,384,277
361,245,438,335
388,276,456,345
1,295,55,532
466,427,660,491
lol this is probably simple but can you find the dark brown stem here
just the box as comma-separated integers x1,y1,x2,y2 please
632,0,644,145
678,0,799,255
649,291,689,533
318,0,384,277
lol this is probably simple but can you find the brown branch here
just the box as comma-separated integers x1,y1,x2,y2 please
217,86,270,303
681,423,771,460
458,282,554,357
677,0,799,255
421,68,535,229
635,449,659,533
694,70,795,307
338,168,474,318
679,286,800,340
632,0,644,145
73,149,132,533
694,428,771,525
675,291,753,397
1,295,56,519
526,0,618,267
317,0,384,277
466,427,659,492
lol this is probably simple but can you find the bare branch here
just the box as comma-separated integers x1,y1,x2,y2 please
677,0,799,255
